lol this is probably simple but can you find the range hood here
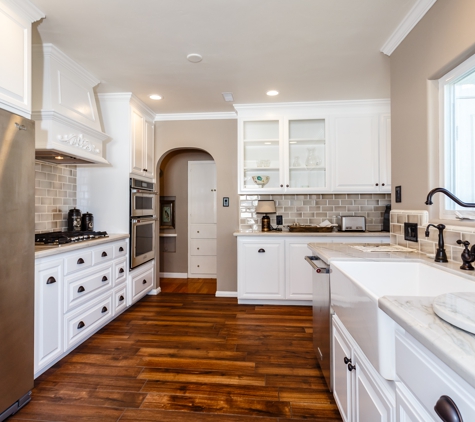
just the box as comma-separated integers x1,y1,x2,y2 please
32,44,110,165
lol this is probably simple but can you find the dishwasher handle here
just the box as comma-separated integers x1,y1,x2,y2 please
305,256,330,273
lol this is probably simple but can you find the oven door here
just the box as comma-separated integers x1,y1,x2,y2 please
130,217,156,269
131,189,156,217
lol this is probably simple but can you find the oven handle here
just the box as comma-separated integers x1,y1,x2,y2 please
305,256,330,274
131,189,158,195
131,217,157,224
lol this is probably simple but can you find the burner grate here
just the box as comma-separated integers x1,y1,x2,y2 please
35,231,108,245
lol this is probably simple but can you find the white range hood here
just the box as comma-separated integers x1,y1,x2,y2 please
32,44,109,165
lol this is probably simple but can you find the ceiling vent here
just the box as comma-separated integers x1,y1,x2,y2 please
222,92,234,102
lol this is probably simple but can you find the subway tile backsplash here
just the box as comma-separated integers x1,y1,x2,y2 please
240,193,391,232
35,161,77,233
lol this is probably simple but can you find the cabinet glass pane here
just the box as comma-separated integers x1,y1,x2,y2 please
288,119,326,189
243,121,280,189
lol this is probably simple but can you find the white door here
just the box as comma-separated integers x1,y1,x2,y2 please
189,161,216,224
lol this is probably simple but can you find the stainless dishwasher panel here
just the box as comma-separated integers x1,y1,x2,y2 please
305,255,332,392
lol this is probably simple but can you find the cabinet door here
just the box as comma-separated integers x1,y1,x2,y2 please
144,119,154,179
131,108,145,175
189,161,216,224
285,240,313,300
238,239,285,299
396,384,434,422
332,115,380,192
35,259,63,375
379,114,391,192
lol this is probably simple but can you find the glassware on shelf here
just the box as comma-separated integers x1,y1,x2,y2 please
292,156,301,167
305,148,321,168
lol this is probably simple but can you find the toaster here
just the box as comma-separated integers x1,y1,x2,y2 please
338,216,366,232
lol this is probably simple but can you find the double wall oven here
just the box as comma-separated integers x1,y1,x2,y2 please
130,178,157,269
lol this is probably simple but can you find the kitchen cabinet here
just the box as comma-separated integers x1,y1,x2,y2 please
0,0,44,117
131,107,154,179
333,315,395,422
130,260,154,304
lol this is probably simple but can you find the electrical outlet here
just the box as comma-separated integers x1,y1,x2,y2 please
276,215,283,226
404,222,418,242
223,197,229,207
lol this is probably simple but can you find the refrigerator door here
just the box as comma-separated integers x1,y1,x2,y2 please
0,109,35,416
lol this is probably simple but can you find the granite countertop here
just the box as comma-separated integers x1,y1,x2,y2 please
308,242,475,388
35,233,129,259
234,230,390,237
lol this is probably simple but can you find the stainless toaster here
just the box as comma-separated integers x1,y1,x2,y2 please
338,216,366,232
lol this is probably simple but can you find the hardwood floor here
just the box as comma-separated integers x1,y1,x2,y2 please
12,294,342,422
160,278,217,294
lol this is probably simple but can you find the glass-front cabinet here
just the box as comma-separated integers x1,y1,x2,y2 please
239,117,328,193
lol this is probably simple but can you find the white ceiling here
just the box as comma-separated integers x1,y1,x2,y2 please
31,0,417,114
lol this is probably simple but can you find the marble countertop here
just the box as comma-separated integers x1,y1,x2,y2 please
308,242,475,388
234,230,390,237
35,233,129,259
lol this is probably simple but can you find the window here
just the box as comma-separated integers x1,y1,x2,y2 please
440,54,475,218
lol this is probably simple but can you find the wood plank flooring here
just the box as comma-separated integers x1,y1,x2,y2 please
12,294,342,422
160,278,217,294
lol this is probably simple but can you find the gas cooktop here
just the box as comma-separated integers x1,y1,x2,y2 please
35,230,109,245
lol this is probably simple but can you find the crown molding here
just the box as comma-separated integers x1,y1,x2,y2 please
234,99,390,111
2,0,44,23
154,112,237,121
97,92,156,119
381,0,437,56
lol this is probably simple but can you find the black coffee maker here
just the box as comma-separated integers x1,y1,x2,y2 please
382,204,391,232
68,208,81,231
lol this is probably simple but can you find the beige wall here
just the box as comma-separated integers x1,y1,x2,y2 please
391,0,475,217
155,119,238,292
159,149,213,274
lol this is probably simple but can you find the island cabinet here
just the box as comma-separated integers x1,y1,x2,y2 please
34,238,129,378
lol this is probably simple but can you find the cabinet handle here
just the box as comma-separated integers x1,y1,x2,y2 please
286,184,289,187
375,183,379,186
344,357,351,364
119,247,124,252
280,184,283,187
197,231,200,233
102,276,108,282
77,258,85,264
46,277,56,285
347,363,356,372
77,286,85,293
101,306,108,313
434,395,463,422
119,268,124,274
101,251,108,257
258,248,265,253
197,265,200,267
142,279,147,284
119,295,124,301
77,321,85,329
197,247,200,250
382,183,385,186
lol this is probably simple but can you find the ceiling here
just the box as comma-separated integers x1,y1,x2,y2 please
31,0,417,115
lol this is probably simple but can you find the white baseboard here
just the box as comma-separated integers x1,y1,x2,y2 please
215,291,238,298
148,287,161,295
159,272,187,278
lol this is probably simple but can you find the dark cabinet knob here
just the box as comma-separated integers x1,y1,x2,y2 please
382,183,385,186
102,276,108,282
77,321,85,329
77,286,85,293
258,248,265,253
46,277,56,285
344,357,351,364
119,268,124,274
101,251,108,257
119,295,124,301
375,183,379,186
119,247,124,252
77,258,85,264
347,363,356,372
280,184,283,187
143,279,147,284
434,395,463,422
101,306,108,313
286,184,289,187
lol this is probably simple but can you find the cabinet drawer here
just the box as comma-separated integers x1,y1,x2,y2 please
64,293,113,350
65,264,113,312
114,286,127,315
190,239,216,256
64,250,92,275
113,241,128,258
395,331,475,420
189,224,216,239
132,267,153,301
189,256,217,274
92,244,114,265
114,258,127,285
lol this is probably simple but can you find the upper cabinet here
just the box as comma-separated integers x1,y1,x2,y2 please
130,105,154,180
236,101,390,194
0,0,44,118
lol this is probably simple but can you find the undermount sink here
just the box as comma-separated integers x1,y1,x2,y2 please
331,260,475,380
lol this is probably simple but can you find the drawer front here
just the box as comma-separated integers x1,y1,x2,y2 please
189,255,217,274
64,293,113,350
190,239,216,256
396,331,475,420
114,241,128,259
114,286,127,315
92,244,114,265
65,265,113,312
189,224,216,239
132,267,153,300
64,250,93,275
114,259,127,285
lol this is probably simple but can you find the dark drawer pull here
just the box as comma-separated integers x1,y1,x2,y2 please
119,295,124,301
77,321,85,329
102,276,108,282
46,277,56,285
434,395,463,422
77,286,85,293
119,268,124,274
258,248,265,253
344,357,351,364
101,306,108,313
77,258,85,264
101,251,108,257
142,279,147,284
119,247,124,252
347,363,356,372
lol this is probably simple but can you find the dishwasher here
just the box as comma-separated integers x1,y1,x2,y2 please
305,255,332,392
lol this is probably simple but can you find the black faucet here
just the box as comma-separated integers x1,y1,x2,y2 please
456,240,475,270
425,187,475,207
425,224,448,262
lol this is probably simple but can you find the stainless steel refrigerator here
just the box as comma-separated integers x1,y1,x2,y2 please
0,108,35,420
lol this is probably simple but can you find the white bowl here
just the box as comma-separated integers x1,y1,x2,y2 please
252,175,270,186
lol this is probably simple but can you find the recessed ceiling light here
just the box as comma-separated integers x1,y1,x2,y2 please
149,94,162,100
267,90,279,96
54,155,64,160
222,92,234,102
187,53,202,63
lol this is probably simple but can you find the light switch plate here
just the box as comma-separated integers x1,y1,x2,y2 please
395,186,402,203
276,215,283,225
223,197,229,207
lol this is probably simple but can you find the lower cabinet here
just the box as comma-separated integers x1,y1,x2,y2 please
130,260,154,305
332,315,395,422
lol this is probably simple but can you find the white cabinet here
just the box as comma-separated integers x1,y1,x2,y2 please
130,260,154,304
333,315,395,422
0,0,44,117
131,107,154,179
